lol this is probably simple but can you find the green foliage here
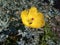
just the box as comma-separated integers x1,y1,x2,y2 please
40,22,58,45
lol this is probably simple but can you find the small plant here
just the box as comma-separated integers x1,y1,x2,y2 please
39,22,58,45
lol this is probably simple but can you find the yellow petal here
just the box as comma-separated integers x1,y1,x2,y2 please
28,7,38,16
20,6,45,28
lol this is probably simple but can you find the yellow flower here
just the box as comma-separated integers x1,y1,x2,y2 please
20,6,45,28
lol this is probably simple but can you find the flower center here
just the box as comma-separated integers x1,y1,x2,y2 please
31,18,34,20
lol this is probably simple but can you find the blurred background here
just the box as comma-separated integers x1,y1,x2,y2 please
0,0,60,45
